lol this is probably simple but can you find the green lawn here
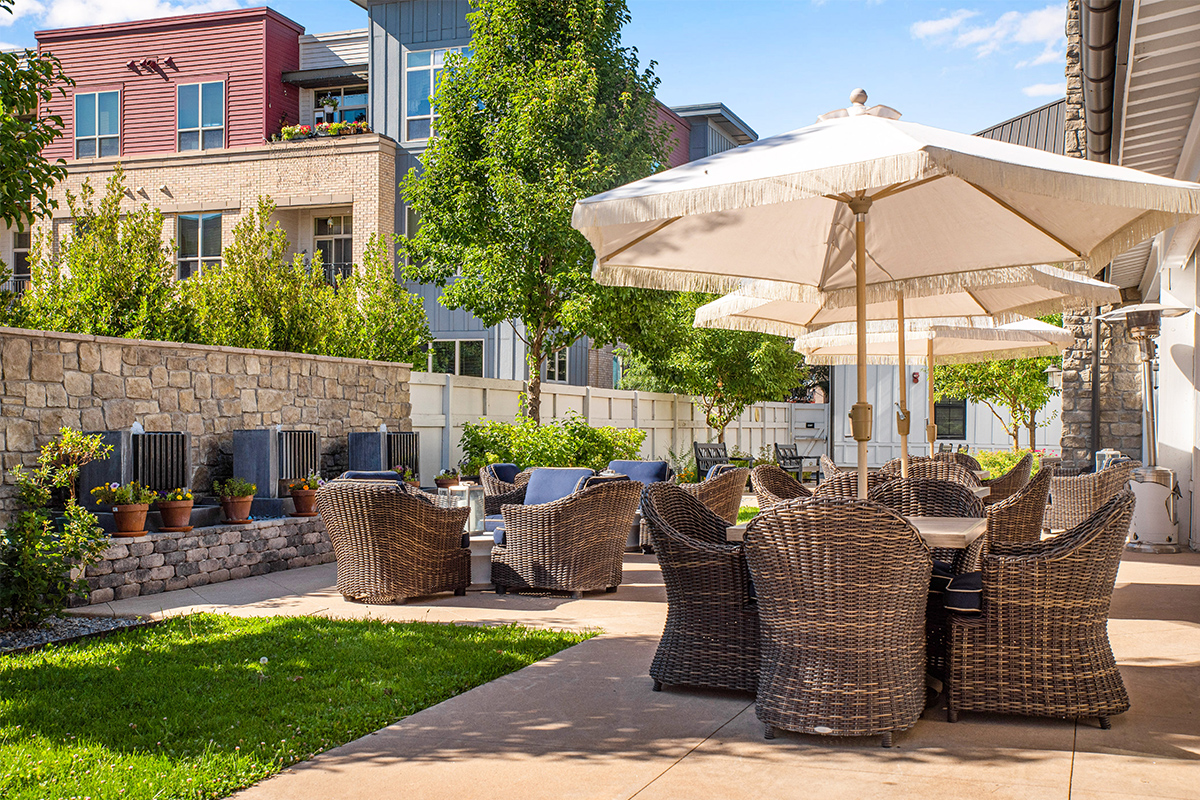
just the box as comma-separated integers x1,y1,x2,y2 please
737,506,759,523
0,614,592,800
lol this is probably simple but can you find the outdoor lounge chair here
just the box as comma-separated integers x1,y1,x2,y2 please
481,462,532,498
642,482,759,694
906,459,981,488
607,460,673,552
935,451,985,473
811,470,889,500
880,455,934,475
979,453,1033,506
1043,460,1138,532
947,490,1135,728
491,469,641,597
744,497,931,746
750,464,812,510
679,466,750,525
819,454,841,480
316,479,470,604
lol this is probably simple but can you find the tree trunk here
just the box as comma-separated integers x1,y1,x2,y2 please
525,331,544,424
1028,410,1037,451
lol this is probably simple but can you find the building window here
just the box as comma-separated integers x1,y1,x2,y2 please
934,398,967,440
9,231,31,295
314,215,352,284
178,213,222,278
75,91,120,158
425,339,484,377
315,87,368,124
178,82,225,151
404,46,468,141
545,348,568,383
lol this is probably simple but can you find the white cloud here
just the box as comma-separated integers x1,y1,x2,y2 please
3,0,244,29
0,0,46,27
1022,82,1065,98
1,40,24,49
911,10,977,40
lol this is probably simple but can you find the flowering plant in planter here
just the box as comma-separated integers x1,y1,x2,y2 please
213,478,256,499
392,465,418,486
90,482,158,507
288,473,323,516
156,487,195,530
434,468,459,489
317,93,340,111
288,473,324,492
213,477,257,525
160,487,193,502
281,124,312,141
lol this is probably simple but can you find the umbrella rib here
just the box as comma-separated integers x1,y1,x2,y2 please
966,184,1085,258
870,174,945,201
598,217,682,264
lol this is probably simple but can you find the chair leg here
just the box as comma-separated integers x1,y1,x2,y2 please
881,731,894,748
764,724,775,740
652,680,662,692
947,708,959,723
605,586,618,593
495,585,506,595
1099,716,1112,730
453,587,466,596
641,545,654,555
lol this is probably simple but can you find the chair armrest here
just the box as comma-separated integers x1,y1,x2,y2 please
485,484,528,516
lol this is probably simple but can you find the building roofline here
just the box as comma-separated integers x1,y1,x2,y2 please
974,98,1064,136
36,6,304,42
669,102,757,143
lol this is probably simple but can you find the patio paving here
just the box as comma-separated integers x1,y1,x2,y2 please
82,549,1200,800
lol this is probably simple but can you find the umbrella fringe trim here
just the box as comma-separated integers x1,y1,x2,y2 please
801,345,1068,366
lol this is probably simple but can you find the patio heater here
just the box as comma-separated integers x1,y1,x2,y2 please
1099,303,1189,552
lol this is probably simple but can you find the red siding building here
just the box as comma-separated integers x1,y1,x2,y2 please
38,7,303,161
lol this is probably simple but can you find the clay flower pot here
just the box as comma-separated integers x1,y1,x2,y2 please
157,499,194,531
290,488,318,517
434,477,460,489
221,495,254,524
112,503,149,537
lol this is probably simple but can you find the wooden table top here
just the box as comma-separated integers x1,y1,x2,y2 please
972,485,991,499
726,515,986,550
973,470,991,480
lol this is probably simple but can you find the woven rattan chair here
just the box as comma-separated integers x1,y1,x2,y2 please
819,454,841,479
812,470,889,500
751,464,812,510
980,453,1033,506
745,497,932,746
481,463,532,503
869,478,984,568
316,479,470,604
880,455,934,475
957,465,1054,576
643,483,759,693
679,466,750,525
491,478,642,597
948,489,1135,728
907,459,981,487
934,451,984,472
1043,460,1137,532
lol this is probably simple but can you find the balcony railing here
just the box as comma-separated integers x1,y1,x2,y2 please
1,275,30,296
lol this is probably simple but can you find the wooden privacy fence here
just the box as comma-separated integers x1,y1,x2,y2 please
407,372,825,484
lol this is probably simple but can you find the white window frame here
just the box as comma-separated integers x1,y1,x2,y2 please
74,90,120,159
544,347,569,384
424,339,484,377
403,46,468,142
314,85,369,125
177,81,226,152
177,213,222,279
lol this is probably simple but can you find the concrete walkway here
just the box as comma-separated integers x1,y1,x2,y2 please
86,551,1200,800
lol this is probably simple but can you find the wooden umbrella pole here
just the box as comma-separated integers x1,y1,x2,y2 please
927,336,937,457
897,294,909,479
848,198,873,500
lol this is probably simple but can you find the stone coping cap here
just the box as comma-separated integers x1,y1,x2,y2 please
106,516,322,542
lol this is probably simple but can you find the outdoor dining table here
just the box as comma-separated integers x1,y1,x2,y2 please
726,516,986,550
972,485,991,499
973,469,991,480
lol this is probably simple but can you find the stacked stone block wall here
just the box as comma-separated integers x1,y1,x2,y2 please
0,326,411,519
79,517,332,605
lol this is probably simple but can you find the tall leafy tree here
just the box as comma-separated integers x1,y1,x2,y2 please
619,292,806,442
0,0,72,231
402,0,669,421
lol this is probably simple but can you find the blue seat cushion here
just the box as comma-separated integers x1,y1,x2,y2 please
522,468,594,507
930,560,954,596
608,460,669,485
944,571,982,615
484,514,506,545
339,470,404,483
488,463,521,484
706,463,737,479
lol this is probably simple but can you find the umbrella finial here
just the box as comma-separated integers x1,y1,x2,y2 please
850,88,868,106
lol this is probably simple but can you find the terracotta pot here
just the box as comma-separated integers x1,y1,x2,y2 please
434,478,460,489
406,480,420,489
221,495,254,523
112,503,149,537
157,499,194,529
290,488,317,515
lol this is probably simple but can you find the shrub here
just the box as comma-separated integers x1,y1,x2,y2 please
0,429,111,630
975,448,1043,478
460,413,645,474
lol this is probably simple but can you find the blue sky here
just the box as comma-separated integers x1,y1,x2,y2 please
2,0,1067,136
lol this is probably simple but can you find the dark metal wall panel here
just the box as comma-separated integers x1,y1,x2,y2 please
976,98,1065,155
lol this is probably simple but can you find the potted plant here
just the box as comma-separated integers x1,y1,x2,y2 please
280,123,312,141
317,93,339,118
156,487,194,531
213,477,256,524
288,473,322,517
392,465,419,488
90,481,158,537
434,468,459,489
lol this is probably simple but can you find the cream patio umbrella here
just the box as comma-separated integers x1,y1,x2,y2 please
793,318,1078,457
572,89,1200,498
693,266,1119,473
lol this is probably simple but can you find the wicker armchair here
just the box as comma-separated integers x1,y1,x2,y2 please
750,464,812,510
491,479,642,597
957,465,1054,576
481,463,532,502
1044,460,1138,532
880,455,934,475
980,453,1033,506
907,459,981,487
935,451,984,472
679,466,750,525
316,479,470,604
869,478,984,568
812,470,889,500
642,483,759,693
745,497,932,746
819,454,841,479
948,490,1135,728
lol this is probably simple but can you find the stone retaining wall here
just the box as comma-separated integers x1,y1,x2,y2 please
0,326,411,519
78,517,332,605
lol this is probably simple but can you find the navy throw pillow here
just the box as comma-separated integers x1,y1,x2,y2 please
944,571,983,615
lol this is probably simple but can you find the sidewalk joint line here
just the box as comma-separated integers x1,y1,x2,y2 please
625,700,754,800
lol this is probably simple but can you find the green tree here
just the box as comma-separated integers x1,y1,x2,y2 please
0,0,73,231
18,166,179,340
932,315,1063,451
401,0,668,422
619,292,806,442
